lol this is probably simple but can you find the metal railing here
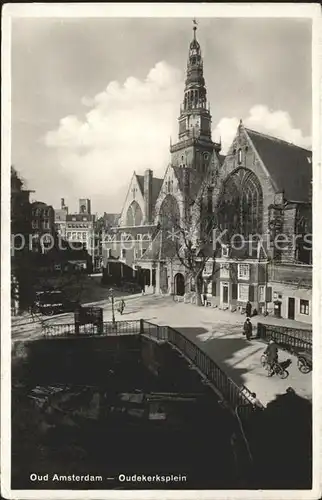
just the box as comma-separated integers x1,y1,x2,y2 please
43,323,76,337
259,323,312,341
257,322,312,353
42,320,142,338
41,319,260,418
141,320,168,341
166,326,259,420
103,320,142,335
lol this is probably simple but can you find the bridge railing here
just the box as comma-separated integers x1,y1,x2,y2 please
103,320,141,335
141,320,168,341
41,319,260,418
166,326,258,419
257,323,312,353
42,320,142,337
42,323,76,337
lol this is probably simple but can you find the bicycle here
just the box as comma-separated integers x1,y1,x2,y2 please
297,351,312,374
260,353,289,379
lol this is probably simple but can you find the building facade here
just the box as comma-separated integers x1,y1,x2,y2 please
30,201,55,252
104,24,312,324
102,169,163,290
54,198,69,240
11,167,33,313
55,198,96,263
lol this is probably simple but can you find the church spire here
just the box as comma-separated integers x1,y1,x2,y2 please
170,21,220,173
177,20,213,143
193,18,197,40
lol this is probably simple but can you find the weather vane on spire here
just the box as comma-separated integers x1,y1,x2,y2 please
193,18,198,38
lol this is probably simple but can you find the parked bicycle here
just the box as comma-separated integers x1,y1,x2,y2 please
296,350,312,374
288,347,312,374
260,353,289,379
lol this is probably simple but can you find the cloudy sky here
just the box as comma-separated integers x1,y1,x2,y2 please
11,16,312,214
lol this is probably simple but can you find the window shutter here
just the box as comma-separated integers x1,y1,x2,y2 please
266,287,272,302
232,283,238,300
249,285,254,302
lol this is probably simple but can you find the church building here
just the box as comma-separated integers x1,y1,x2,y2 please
103,23,312,324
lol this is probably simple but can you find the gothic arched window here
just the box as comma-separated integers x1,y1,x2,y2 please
238,148,242,165
216,168,263,238
126,201,143,226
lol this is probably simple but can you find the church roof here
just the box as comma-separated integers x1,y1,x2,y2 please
139,229,177,261
172,166,204,202
218,154,226,166
246,128,312,203
101,213,120,227
136,174,144,194
136,174,163,207
152,178,164,207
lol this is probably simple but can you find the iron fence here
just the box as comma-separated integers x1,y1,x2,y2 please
42,320,141,338
257,323,312,353
141,321,168,341
259,323,311,341
41,319,260,419
42,323,75,337
103,320,141,335
166,326,258,419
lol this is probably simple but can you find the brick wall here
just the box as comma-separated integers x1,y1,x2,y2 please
268,263,312,287
281,207,297,262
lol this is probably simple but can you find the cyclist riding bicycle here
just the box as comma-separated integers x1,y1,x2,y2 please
264,340,279,369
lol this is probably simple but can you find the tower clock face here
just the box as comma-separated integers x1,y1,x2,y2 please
190,115,200,128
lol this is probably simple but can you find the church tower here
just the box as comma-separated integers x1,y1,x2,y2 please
170,21,221,173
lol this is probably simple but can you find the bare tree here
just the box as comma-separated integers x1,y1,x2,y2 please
161,163,258,307
159,166,221,306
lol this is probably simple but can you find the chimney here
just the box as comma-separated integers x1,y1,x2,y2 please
79,198,91,214
144,169,153,224
61,198,65,209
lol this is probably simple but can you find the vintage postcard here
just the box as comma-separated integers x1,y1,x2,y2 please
1,3,321,499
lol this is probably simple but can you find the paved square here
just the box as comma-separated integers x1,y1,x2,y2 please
12,294,312,406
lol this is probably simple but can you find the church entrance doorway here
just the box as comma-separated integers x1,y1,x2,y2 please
174,273,185,296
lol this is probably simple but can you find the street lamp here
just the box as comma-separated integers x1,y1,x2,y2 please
109,287,116,325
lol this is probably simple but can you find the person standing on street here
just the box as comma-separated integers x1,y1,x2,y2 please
245,300,252,317
243,317,253,340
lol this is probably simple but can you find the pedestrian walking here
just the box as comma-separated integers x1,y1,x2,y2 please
117,299,125,315
243,317,253,340
245,300,252,317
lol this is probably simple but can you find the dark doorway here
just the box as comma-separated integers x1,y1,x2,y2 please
274,301,282,318
174,273,185,296
288,297,295,320
223,285,229,304
160,266,168,294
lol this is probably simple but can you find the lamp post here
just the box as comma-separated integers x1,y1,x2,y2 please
234,404,254,464
109,287,116,325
